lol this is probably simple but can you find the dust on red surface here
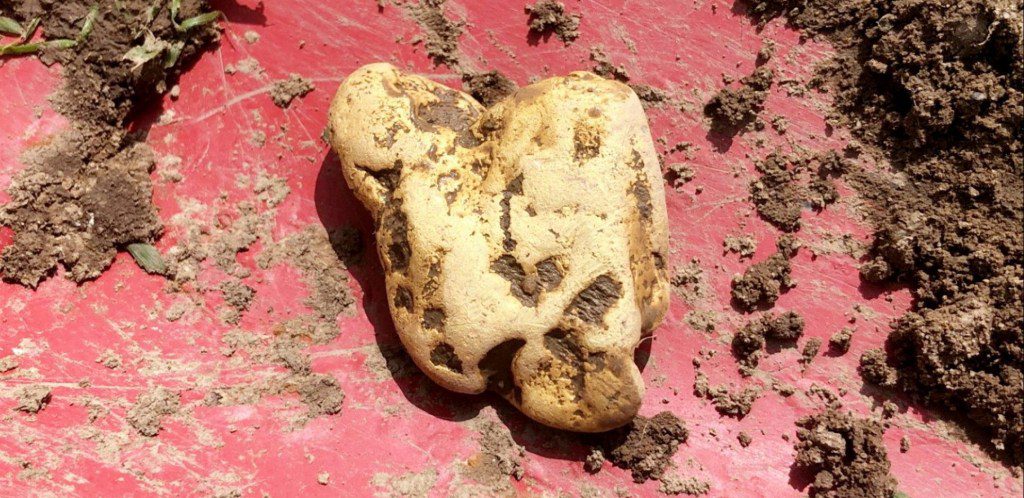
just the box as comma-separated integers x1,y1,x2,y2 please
0,1,1020,496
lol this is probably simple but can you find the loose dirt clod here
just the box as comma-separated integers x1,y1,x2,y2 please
704,67,774,134
405,0,464,68
693,372,760,418
747,0,1023,463
525,0,581,45
598,411,688,483
15,385,52,413
269,74,315,108
828,328,854,355
732,310,805,375
794,409,898,498
659,474,711,496
127,387,180,436
731,235,798,311
800,337,822,369
723,234,757,259
463,415,525,487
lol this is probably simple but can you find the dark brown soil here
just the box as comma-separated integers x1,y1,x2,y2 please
269,74,314,108
462,70,518,107
731,234,798,310
0,0,219,287
598,411,688,483
746,0,1023,463
828,327,854,355
800,337,822,368
704,67,774,134
525,0,581,45
794,409,898,498
732,310,805,375
749,152,803,232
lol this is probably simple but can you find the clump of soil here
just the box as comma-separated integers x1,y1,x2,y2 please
405,0,464,68
597,411,688,483
127,387,180,436
829,327,854,355
737,432,753,448
704,67,774,134
462,70,518,107
659,474,711,496
749,152,803,232
15,385,52,413
629,83,670,109
859,348,897,388
794,409,898,498
0,125,161,287
589,46,629,82
0,1,219,287
269,74,314,108
693,372,760,418
800,337,822,368
219,278,255,325
731,234,798,310
525,0,581,45
746,0,1023,463
723,234,756,259
732,310,805,375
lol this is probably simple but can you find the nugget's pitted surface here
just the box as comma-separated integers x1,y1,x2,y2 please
329,63,669,432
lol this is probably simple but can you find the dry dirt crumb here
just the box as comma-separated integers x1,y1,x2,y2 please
794,409,898,498
828,327,854,354
405,0,464,68
95,350,122,369
525,0,581,45
666,162,695,187
859,348,897,388
800,337,823,368
899,436,910,453
731,235,798,311
0,356,19,373
704,67,774,135
15,385,52,413
589,46,629,82
723,234,757,259
463,414,525,488
684,309,718,333
693,372,760,418
732,310,805,375
269,74,315,108
316,471,330,485
598,411,688,483
584,448,605,473
243,30,260,44
659,474,711,496
127,387,180,436
737,431,753,448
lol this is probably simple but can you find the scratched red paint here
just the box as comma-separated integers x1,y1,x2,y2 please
0,1,1019,497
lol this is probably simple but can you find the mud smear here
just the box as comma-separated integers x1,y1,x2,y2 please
794,409,898,497
747,0,1023,463
15,385,52,413
462,70,518,107
0,0,219,287
404,0,464,68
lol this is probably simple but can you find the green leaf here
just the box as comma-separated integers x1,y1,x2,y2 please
0,42,41,56
127,243,166,275
78,4,99,42
178,11,220,31
169,0,181,28
20,18,40,42
0,16,23,36
47,39,78,50
163,40,184,68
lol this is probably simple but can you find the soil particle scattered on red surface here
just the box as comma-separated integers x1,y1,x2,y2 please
828,327,854,355
630,83,670,109
0,0,219,287
0,356,18,372
693,372,760,418
462,70,518,107
730,234,798,311
747,0,1023,463
800,337,822,369
461,414,525,491
732,310,805,375
737,431,753,448
748,152,803,232
704,66,773,135
794,409,899,498
723,234,756,259
525,0,581,45
219,278,255,325
268,74,315,108
404,0,465,68
859,348,898,388
658,474,711,496
589,46,629,82
126,387,180,437
14,385,52,413
598,411,688,483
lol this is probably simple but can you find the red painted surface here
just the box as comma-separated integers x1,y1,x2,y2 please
0,1,1019,496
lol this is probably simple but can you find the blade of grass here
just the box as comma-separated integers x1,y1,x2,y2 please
178,11,220,31
0,16,22,36
127,243,166,275
78,4,99,42
19,17,40,43
0,38,75,56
